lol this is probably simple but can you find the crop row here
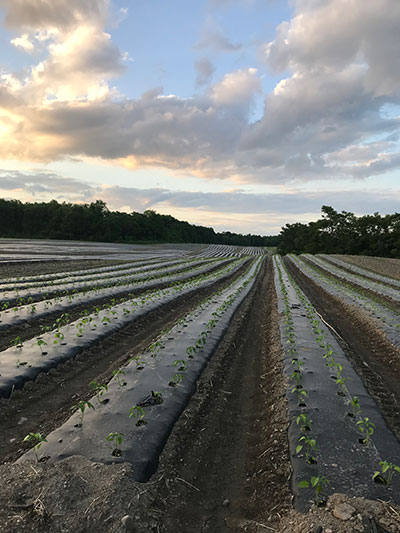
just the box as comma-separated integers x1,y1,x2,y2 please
273,255,400,509
0,257,174,291
18,257,264,479
287,255,400,350
0,257,236,334
319,255,400,290
303,254,400,303
0,257,221,306
0,257,249,398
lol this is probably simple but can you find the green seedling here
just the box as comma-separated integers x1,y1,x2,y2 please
102,316,111,325
89,380,108,403
71,400,94,427
296,435,318,464
169,373,183,387
356,417,375,445
129,405,146,426
23,432,47,462
129,356,145,370
173,359,187,371
12,336,23,348
347,396,361,418
53,331,65,345
298,476,329,506
106,432,124,456
40,325,52,335
291,386,307,405
186,345,197,358
151,391,163,404
113,368,127,387
35,338,48,355
296,413,312,432
373,461,400,486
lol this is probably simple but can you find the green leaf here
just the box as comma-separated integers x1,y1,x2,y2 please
296,445,303,454
298,480,309,488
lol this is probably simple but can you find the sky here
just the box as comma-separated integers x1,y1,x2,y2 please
0,0,399,236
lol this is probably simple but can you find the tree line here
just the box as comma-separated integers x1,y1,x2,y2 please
0,199,279,247
278,206,400,258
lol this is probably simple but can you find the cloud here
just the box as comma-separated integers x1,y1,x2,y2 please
195,57,215,86
0,0,108,31
2,169,399,218
195,18,242,52
1,0,400,186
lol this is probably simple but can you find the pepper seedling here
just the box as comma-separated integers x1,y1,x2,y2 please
89,380,108,403
356,417,375,445
298,475,329,506
23,433,47,462
373,461,400,486
129,405,147,426
105,432,124,457
71,400,94,427
113,368,127,387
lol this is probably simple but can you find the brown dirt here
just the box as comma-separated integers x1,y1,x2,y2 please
334,254,400,281
286,257,400,442
0,257,400,532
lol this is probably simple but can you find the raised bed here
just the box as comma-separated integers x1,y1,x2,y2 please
17,258,264,482
288,255,400,350
274,255,400,511
0,258,247,398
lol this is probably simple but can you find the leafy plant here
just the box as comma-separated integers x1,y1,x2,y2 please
129,405,146,426
12,336,23,348
71,400,94,427
106,432,124,456
23,433,47,462
89,380,108,403
298,475,329,506
113,368,127,387
296,435,318,464
173,359,187,371
356,417,375,444
53,331,65,345
373,461,400,486
169,373,183,387
35,338,48,355
348,396,361,418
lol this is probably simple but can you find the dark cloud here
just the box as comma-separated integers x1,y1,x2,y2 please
195,57,215,86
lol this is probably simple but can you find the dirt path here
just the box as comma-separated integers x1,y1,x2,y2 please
136,255,292,532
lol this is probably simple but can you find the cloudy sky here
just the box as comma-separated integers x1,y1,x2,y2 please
0,0,399,235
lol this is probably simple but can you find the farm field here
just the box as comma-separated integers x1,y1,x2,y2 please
0,241,399,532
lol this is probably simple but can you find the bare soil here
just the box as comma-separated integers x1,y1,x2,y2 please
0,257,400,532
334,255,400,281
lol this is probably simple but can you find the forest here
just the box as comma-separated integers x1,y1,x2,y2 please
278,205,400,258
0,199,279,247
